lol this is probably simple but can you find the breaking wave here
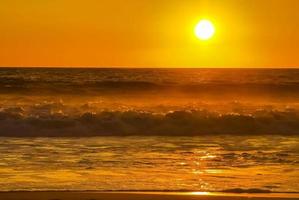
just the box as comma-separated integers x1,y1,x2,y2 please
1,105,299,136
1,68,299,136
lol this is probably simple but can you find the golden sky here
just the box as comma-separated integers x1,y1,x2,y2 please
1,0,299,68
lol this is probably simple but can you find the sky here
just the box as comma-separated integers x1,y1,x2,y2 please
1,0,299,68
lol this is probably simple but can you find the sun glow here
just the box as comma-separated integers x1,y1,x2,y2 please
190,192,211,196
195,20,215,40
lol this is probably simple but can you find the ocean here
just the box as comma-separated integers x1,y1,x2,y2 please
0,68,298,192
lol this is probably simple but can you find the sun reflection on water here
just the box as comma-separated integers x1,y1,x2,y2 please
0,136,298,192
190,192,211,195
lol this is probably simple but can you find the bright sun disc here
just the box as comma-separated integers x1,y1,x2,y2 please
195,20,215,40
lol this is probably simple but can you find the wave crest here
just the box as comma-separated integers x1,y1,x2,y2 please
0,107,299,136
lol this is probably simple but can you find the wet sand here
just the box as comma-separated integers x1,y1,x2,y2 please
0,192,298,200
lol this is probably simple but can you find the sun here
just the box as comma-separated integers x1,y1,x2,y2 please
195,19,215,40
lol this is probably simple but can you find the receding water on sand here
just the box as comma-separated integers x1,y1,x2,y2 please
0,136,298,192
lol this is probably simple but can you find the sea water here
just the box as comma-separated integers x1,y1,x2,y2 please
0,68,298,192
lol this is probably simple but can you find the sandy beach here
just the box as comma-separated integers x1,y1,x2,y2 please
0,192,298,200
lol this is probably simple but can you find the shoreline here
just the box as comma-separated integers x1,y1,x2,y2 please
0,192,298,200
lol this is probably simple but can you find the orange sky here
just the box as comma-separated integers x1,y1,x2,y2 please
1,0,299,68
